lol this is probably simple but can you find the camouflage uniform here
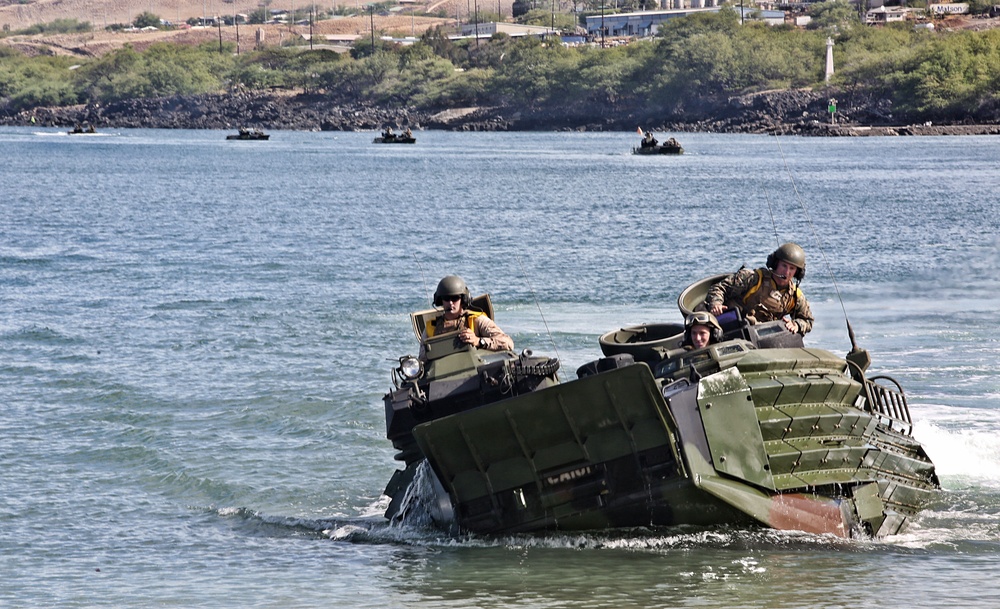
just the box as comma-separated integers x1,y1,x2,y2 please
705,268,814,335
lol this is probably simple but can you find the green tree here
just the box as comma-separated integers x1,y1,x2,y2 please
0,51,82,109
967,0,994,14
15,18,92,35
891,29,1000,119
807,0,860,31
350,37,399,59
76,43,232,102
133,11,161,28
656,8,740,40
418,26,469,65
492,37,583,108
420,67,494,107
578,42,655,107
518,8,578,31
648,13,826,108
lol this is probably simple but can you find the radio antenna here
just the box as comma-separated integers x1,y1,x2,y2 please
772,134,852,334
762,182,781,249
516,255,559,361
411,253,431,307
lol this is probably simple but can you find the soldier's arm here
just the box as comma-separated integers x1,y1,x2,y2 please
791,290,814,335
474,316,514,351
706,269,754,309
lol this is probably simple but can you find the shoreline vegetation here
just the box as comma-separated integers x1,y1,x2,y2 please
3,5,1000,136
11,90,1000,136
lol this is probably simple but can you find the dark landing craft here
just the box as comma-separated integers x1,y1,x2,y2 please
382,277,940,538
633,142,684,155
373,132,416,144
633,136,683,155
226,128,269,140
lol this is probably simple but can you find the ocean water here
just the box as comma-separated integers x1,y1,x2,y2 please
3,127,1000,608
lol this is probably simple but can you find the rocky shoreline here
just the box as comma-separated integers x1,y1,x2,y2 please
3,88,999,136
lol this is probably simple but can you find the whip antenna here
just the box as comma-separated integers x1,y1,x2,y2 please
411,253,431,307
762,182,781,249
516,255,560,361
771,134,852,334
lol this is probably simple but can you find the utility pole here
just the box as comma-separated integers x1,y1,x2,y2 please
369,5,375,52
600,0,605,48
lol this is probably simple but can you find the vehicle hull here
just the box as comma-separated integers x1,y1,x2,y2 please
408,349,938,537
633,144,683,155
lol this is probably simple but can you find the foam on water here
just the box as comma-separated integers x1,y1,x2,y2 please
915,411,1000,486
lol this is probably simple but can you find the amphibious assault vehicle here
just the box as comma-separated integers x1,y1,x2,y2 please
633,137,684,155
382,277,940,538
373,129,416,144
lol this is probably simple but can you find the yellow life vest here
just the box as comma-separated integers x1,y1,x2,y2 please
425,311,484,337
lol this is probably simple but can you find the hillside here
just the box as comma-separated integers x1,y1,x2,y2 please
2,0,284,29
2,16,457,58
0,0,485,57
0,0,502,28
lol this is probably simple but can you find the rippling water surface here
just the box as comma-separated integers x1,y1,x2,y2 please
3,127,1000,607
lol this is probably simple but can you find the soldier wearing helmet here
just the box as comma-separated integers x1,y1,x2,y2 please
421,275,513,356
683,311,723,350
703,243,814,335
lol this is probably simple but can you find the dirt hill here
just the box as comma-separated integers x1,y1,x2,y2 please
0,0,496,56
0,0,504,29
2,16,456,58
2,0,280,28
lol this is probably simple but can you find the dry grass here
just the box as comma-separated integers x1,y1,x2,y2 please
4,17,458,57
0,0,504,56
0,0,489,27
0,0,517,29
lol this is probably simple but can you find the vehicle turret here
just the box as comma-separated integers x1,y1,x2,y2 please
382,294,560,522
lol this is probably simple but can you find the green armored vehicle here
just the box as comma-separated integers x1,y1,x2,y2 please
382,277,940,538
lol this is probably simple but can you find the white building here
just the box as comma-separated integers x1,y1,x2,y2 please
458,22,556,38
865,5,908,24
585,7,721,37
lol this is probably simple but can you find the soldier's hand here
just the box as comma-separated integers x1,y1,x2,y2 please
709,303,726,317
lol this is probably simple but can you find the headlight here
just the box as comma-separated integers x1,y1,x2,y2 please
399,356,423,381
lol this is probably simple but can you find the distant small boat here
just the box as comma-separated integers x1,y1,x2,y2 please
68,124,97,135
633,136,683,155
374,129,416,144
227,128,269,141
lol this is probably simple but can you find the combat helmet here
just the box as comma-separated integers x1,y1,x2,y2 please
766,242,806,281
684,311,723,345
433,275,472,308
